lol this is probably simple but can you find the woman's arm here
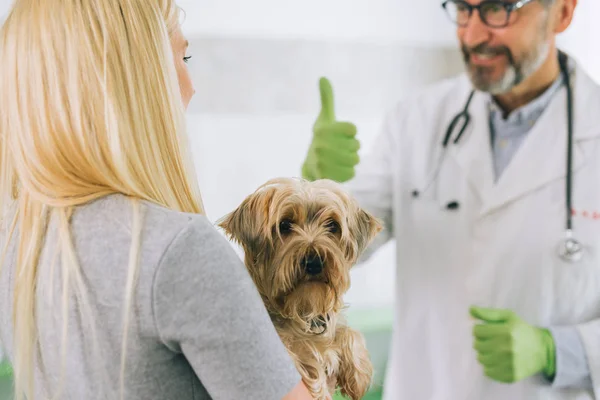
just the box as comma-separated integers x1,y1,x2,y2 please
152,216,307,400
283,380,314,400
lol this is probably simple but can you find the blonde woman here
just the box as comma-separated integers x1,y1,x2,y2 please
0,1,313,399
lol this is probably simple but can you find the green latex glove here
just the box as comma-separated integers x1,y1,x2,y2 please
470,306,556,383
301,77,360,182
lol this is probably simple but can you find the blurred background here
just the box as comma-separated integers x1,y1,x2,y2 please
1,0,599,398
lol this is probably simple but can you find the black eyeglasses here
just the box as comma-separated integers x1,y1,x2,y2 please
442,0,536,28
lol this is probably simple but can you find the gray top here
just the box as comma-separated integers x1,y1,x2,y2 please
0,194,300,400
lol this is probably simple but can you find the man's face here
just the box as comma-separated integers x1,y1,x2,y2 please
456,0,554,94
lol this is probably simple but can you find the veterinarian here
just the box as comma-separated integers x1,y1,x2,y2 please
0,1,314,399
302,0,600,399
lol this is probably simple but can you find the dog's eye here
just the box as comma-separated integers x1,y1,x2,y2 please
279,219,293,234
325,220,340,234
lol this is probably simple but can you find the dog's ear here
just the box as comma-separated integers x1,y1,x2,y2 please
349,207,383,258
217,187,276,251
217,196,256,248
217,202,247,244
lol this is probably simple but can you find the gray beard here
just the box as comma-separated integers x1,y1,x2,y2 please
468,40,551,95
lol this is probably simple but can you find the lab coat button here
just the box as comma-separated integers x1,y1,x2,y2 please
446,201,460,210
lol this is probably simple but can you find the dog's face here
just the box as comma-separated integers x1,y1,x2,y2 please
219,178,382,330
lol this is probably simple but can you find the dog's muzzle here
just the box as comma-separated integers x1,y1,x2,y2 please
303,253,323,276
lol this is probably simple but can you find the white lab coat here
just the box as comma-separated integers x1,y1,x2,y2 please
346,57,600,400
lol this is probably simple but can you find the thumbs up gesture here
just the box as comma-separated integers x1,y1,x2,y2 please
301,78,360,182
470,306,556,384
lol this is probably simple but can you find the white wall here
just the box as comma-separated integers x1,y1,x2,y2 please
183,0,600,312
557,0,600,83
178,0,456,45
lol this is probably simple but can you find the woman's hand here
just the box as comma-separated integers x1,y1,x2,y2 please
282,380,315,400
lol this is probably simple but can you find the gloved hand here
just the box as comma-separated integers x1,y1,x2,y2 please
470,306,556,383
301,77,360,182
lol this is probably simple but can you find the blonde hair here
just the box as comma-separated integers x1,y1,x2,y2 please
0,0,204,399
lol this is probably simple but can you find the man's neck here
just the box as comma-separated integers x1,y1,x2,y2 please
493,49,561,116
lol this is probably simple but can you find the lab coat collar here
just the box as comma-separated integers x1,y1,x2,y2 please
447,58,600,216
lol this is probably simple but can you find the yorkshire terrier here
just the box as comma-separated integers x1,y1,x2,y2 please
218,177,382,400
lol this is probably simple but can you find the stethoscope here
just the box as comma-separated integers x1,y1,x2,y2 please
419,52,582,263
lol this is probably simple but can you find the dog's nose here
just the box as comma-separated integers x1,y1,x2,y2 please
303,254,323,275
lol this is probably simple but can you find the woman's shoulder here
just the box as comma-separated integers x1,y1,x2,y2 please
75,192,209,226
71,193,222,263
